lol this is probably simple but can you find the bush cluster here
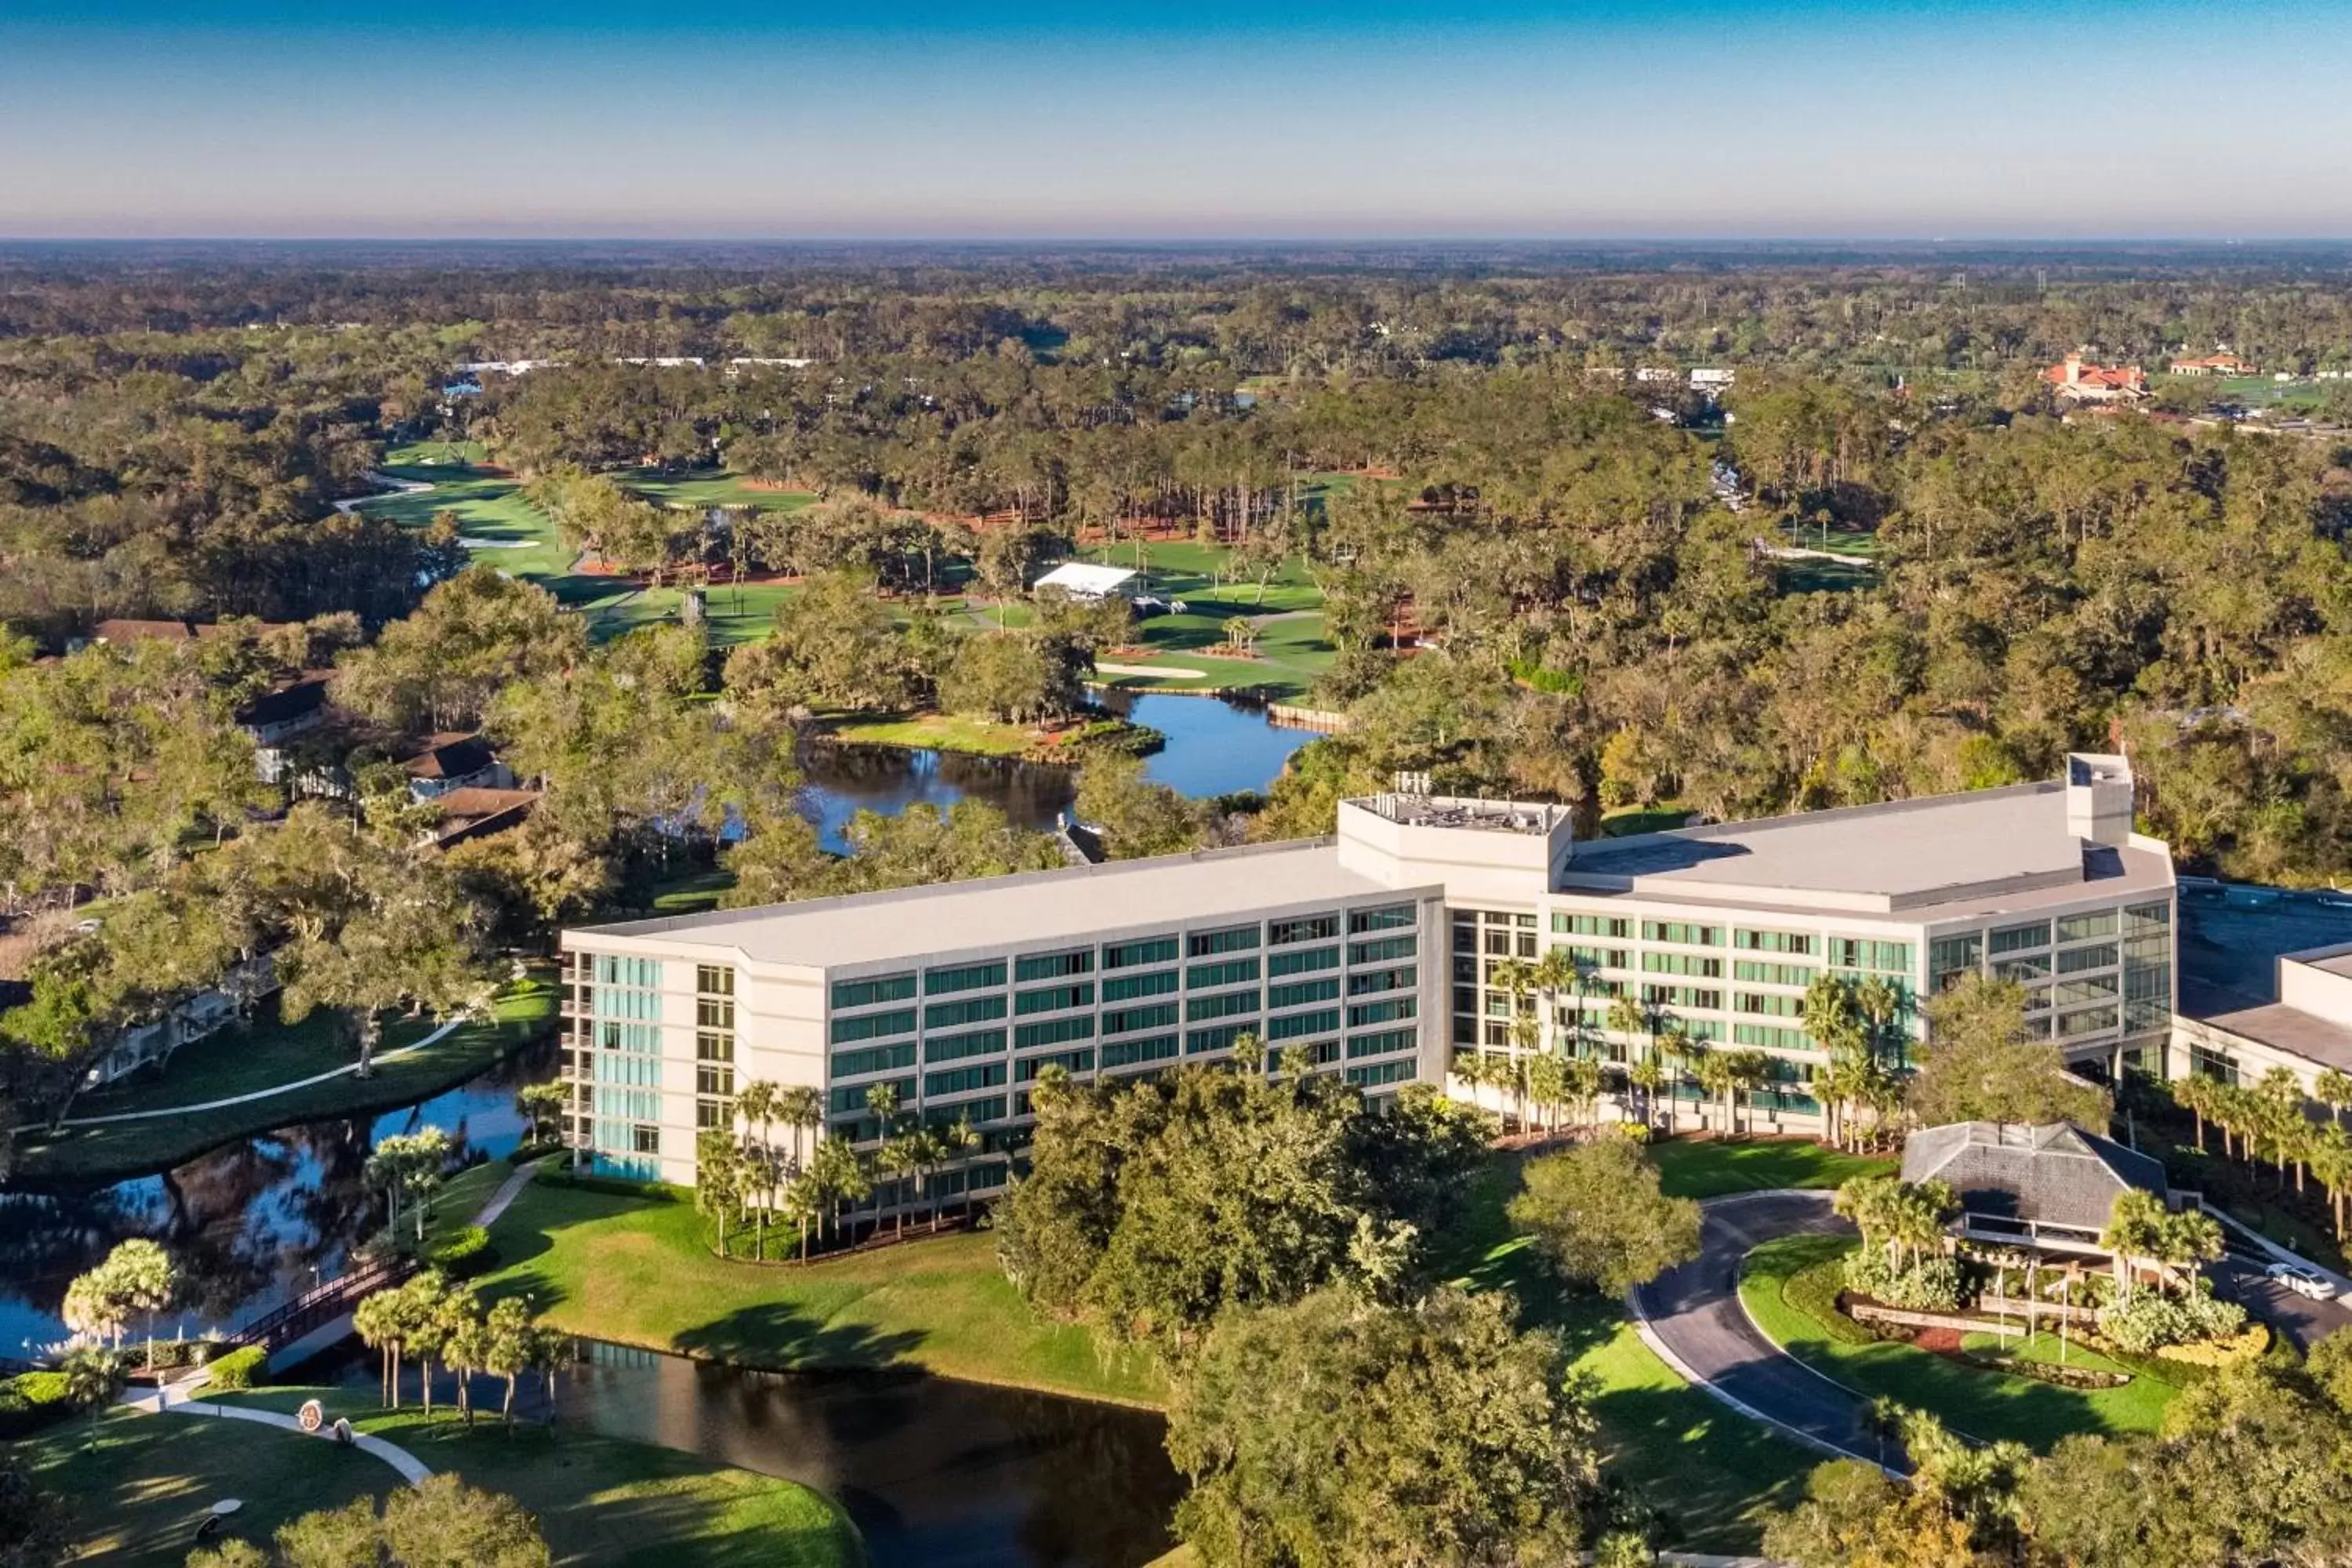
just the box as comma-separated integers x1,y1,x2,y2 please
2096,1287,2249,1355
0,1372,74,1437
205,1345,268,1391
1845,1250,1963,1312
428,1225,495,1278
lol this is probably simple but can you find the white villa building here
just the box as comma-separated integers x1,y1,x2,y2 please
557,754,2177,1195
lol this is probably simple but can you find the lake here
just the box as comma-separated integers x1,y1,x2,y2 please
800,692,1315,852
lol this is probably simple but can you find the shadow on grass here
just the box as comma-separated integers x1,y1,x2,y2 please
672,1302,927,1373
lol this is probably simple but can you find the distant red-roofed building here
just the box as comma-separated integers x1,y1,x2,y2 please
2170,352,2256,377
430,786,543,848
398,732,514,800
2043,351,2147,403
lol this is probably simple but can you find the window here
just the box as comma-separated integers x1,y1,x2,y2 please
1733,1023,1809,1051
1555,913,1632,938
1988,922,2051,955
696,996,735,1030
1269,977,1342,1009
1189,925,1261,957
1015,1049,1093,1081
1640,985,1722,1011
832,1042,918,1076
1346,996,1417,1028
1186,1023,1254,1055
1929,933,1982,992
1733,960,1814,987
1483,928,1512,956
2125,902,2172,932
925,994,1007,1030
2057,909,2120,943
695,1030,734,1062
593,954,661,988
696,1098,731,1129
1188,957,1261,989
1994,955,2051,982
829,1007,916,1044
2057,943,2118,975
1733,929,1814,955
1269,946,1341,978
631,1125,659,1156
1348,935,1417,965
1560,945,1630,971
1347,966,1416,996
1102,1035,1178,1069
695,964,735,996
924,1097,1005,1128
1347,1027,1416,1059
1348,905,1417,935
2055,975,2120,1007
1642,952,1723,978
1267,1008,1341,1040
927,1062,1008,1097
1734,992,1804,1018
1642,920,1722,946
1103,936,1178,969
923,1029,1005,1063
1102,969,1178,1002
1345,1059,1415,1089
1014,949,1094,982
2057,1005,2120,1037
828,1077,913,1115
1187,990,1261,1023
1102,1002,1179,1035
1269,914,1339,946
831,973,916,1009
1014,1015,1096,1050
1015,982,1094,1016
924,960,1006,995
1829,938,1911,973
696,1063,735,1097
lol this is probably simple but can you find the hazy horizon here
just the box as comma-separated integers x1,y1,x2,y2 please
9,0,2352,239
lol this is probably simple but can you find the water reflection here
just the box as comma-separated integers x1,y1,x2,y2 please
797,694,1314,853
0,1041,550,1357
554,1344,1181,1568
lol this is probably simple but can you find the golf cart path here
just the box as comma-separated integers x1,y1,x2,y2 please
59,1019,465,1126
119,1384,431,1487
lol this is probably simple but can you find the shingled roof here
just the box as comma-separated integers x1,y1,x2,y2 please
1900,1121,2167,1235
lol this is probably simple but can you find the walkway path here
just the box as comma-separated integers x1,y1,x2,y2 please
120,1383,432,1488
1631,1189,1890,1468
471,1159,541,1229
59,1019,464,1127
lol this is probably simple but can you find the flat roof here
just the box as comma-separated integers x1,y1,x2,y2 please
1562,782,2170,917
2198,1000,2352,1073
572,838,1421,971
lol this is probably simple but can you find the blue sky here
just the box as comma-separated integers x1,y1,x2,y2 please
5,2,2350,238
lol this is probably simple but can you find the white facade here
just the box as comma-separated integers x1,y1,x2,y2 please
558,755,2177,1192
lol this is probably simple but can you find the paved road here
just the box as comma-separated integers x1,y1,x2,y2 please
2213,1254,2352,1349
1633,1189,1889,1466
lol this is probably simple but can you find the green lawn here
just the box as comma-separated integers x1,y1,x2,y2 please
1647,1136,1894,1200
12,980,559,1185
826,711,1043,758
1434,1142,1822,1552
476,1178,1165,1407
216,1390,860,1568
615,470,817,514
1739,1233,2179,1450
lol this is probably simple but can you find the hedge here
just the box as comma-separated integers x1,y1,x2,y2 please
205,1345,267,1391
0,1372,74,1438
430,1225,495,1278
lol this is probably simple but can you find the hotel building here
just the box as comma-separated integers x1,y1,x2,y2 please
558,753,2176,1195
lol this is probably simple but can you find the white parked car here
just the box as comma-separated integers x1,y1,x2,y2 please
2265,1261,2340,1301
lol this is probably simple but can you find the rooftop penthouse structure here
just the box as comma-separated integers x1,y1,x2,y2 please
558,754,2176,1195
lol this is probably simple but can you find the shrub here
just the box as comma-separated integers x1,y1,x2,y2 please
2155,1322,2270,1367
0,1372,75,1437
1845,1250,1963,1312
205,1345,267,1391
1781,1255,1881,1347
429,1225,495,1278
2096,1287,2248,1355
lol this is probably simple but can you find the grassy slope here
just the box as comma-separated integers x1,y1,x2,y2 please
1648,1136,1893,1198
221,1389,861,1568
477,1179,1165,1406
1739,1232,2178,1449
12,982,559,1185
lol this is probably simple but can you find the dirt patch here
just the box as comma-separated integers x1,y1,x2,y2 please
1912,1327,1965,1355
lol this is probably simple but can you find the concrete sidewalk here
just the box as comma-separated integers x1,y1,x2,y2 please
121,1379,431,1487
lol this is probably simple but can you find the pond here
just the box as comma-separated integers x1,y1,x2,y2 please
799,692,1315,853
0,1044,550,1359
485,1344,1183,1568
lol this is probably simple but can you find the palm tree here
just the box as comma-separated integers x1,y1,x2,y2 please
1693,1049,1737,1138
1605,993,1650,1069
931,1118,981,1227
1727,1050,1773,1139
1525,1052,1568,1136
1627,1058,1666,1132
354,1288,405,1409
2318,1069,2352,1130
1452,1049,1490,1115
737,1077,783,1196
695,1130,746,1258
777,1085,824,1176
2310,1123,2352,1239
782,1177,823,1263
1563,1055,1606,1132
60,1348,124,1450
876,1136,921,1240
1853,975,1904,1065
2175,1074,2214,1153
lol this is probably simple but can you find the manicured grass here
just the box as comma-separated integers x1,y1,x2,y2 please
12,981,559,1185
12,1405,394,1567
828,711,1042,758
645,866,739,918
616,470,818,514
1646,1135,1895,1200
477,1179,1165,1407
1435,1145,1817,1552
1739,1233,2178,1449
216,1389,862,1568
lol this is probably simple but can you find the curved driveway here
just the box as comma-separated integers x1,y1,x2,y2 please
1632,1189,1890,1468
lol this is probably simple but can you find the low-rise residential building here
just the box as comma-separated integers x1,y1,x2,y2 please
398,733,512,800
2170,353,2256,376
235,673,332,784
557,754,2177,1196
2044,352,2148,402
